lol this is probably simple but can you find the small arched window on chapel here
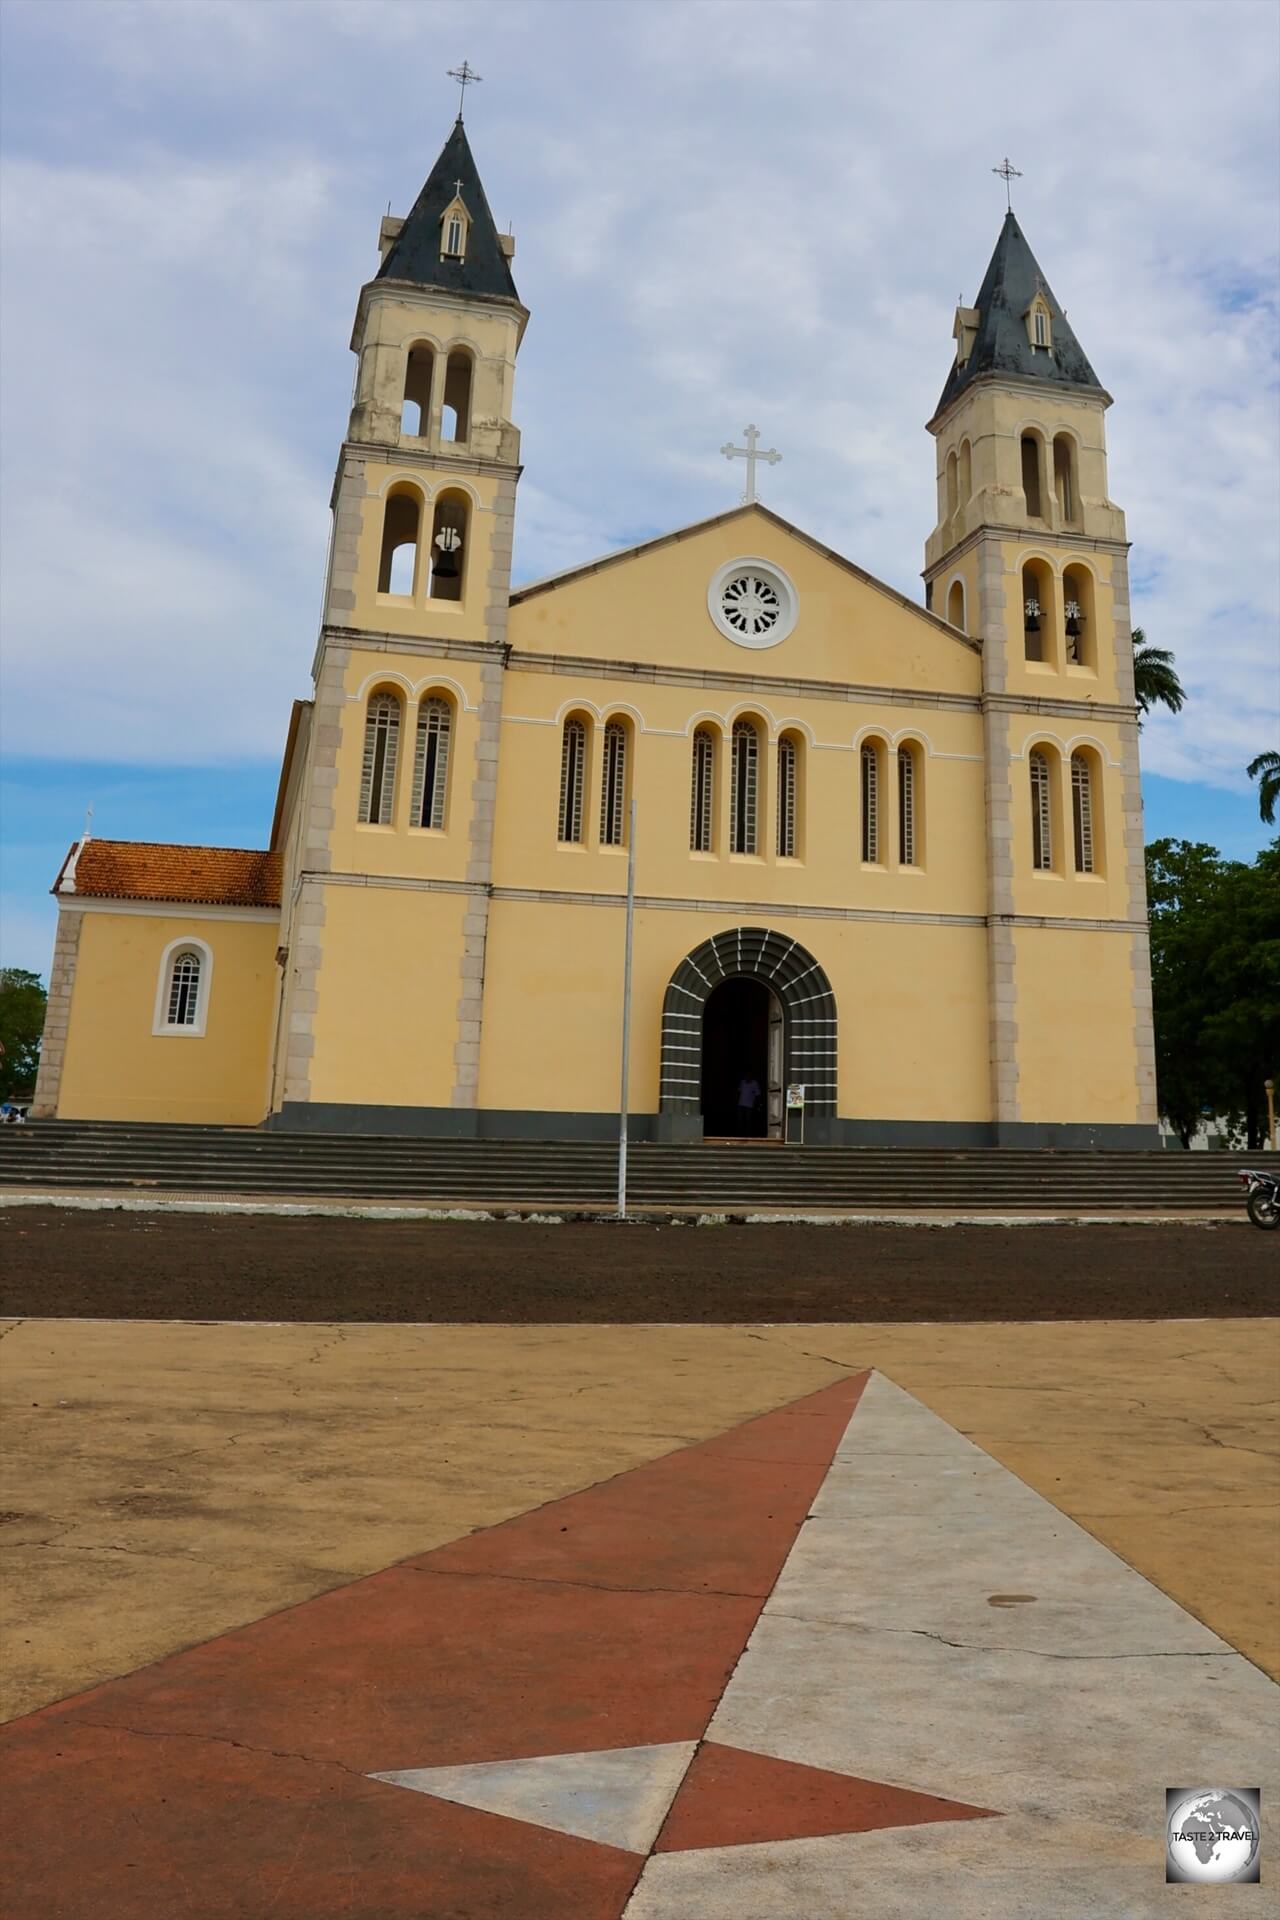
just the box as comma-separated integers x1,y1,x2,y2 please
166,950,202,1028
412,696,452,831
359,691,401,825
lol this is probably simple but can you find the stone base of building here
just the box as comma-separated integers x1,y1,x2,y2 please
268,1103,1160,1150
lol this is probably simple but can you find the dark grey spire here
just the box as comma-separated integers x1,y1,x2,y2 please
935,211,1103,417
377,119,519,305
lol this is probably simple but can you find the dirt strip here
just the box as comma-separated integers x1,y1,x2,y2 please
1,1208,1273,1322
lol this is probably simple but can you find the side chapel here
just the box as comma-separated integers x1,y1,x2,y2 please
33,115,1158,1147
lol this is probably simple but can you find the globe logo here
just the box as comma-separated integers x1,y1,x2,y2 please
1166,1788,1261,1884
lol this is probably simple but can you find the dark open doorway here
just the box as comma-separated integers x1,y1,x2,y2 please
701,976,782,1139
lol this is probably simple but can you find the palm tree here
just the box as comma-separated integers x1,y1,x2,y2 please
1247,750,1280,826
1131,629,1185,721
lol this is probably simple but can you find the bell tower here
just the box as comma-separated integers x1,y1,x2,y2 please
923,209,1157,1144
272,115,528,1128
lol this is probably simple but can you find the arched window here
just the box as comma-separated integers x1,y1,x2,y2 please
428,491,469,601
861,742,881,863
1054,434,1077,525
401,345,434,438
898,745,919,867
599,720,629,847
730,719,760,855
166,950,202,1028
690,727,715,853
154,938,213,1037
442,350,472,442
1071,752,1096,874
1022,559,1053,664
359,691,401,825
776,734,799,859
945,449,959,519
1030,749,1054,871
558,716,588,844
1062,562,1095,669
946,579,966,632
959,439,972,504
377,488,421,596
411,696,452,830
1021,434,1043,519
445,214,464,258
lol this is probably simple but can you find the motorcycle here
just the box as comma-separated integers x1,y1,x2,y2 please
1239,1168,1279,1231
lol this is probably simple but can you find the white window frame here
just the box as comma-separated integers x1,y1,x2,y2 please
153,936,214,1038
558,716,588,844
1071,752,1096,874
730,719,760,855
861,742,881,864
690,728,715,853
1030,750,1054,871
776,734,798,859
898,745,918,867
411,696,452,831
599,720,628,848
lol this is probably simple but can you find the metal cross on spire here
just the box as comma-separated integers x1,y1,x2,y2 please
721,424,782,504
992,156,1022,212
447,60,482,118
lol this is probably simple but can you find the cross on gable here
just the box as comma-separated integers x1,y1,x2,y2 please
721,424,782,504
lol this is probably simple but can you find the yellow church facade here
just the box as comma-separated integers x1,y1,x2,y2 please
33,118,1157,1148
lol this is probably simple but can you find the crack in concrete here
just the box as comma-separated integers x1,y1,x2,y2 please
765,1610,1238,1661
404,1561,761,1603
0,1318,24,1344
78,1719,367,1780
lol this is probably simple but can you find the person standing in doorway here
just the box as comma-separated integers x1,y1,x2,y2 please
736,1073,761,1137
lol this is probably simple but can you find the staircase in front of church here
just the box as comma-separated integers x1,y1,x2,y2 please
0,1120,1256,1212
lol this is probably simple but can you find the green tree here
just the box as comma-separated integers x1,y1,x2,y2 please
1146,839,1280,1147
0,968,46,1100
1247,749,1280,826
1131,629,1185,721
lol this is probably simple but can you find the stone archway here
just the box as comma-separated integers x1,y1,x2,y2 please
659,927,837,1138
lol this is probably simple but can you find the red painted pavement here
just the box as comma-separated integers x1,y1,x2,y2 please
656,1740,1000,1852
0,1374,870,1918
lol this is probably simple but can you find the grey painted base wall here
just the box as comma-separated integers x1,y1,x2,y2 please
269,1103,1161,1150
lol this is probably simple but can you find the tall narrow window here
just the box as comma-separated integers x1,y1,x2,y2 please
776,735,797,858
1053,435,1077,524
946,579,965,631
411,696,452,830
861,743,880,863
444,214,464,257
428,492,468,601
945,449,959,519
558,717,587,844
360,692,401,825
1021,434,1043,518
1030,750,1053,871
690,728,715,852
401,345,434,438
1071,753,1095,873
1034,309,1048,347
442,350,472,442
377,489,421,595
898,747,917,867
166,950,202,1028
959,439,972,503
600,721,628,847
730,720,759,855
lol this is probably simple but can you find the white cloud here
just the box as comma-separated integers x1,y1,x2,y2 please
0,0,1276,796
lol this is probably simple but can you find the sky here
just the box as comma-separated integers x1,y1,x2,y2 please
1,0,1277,976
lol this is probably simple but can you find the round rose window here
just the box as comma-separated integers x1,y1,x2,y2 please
707,558,798,649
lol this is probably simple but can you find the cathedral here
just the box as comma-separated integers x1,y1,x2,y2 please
32,116,1158,1148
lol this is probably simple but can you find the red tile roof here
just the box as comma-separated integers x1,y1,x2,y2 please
53,840,282,909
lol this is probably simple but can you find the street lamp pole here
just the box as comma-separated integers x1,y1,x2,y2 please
1265,1078,1276,1154
618,799,637,1217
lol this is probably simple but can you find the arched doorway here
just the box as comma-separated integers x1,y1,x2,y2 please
701,976,784,1138
659,927,837,1142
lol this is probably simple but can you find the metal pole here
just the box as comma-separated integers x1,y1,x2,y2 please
618,798,638,1217
1266,1078,1276,1153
